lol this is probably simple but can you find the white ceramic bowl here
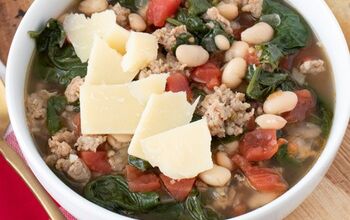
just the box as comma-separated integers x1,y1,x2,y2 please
6,0,350,219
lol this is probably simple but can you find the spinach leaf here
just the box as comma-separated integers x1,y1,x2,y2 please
47,96,67,134
145,190,221,220
108,0,148,11
188,0,212,16
84,175,160,214
319,105,333,136
246,65,296,100
274,143,301,166
185,190,221,220
173,9,209,36
260,13,281,28
29,19,65,52
263,0,310,54
173,32,198,52
200,21,233,52
30,19,87,87
128,155,152,171
278,76,299,91
256,43,284,71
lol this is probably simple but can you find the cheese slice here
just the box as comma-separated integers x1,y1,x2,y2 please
85,36,138,85
80,74,169,134
128,92,199,160
141,119,213,179
122,32,158,73
104,24,130,54
63,10,116,62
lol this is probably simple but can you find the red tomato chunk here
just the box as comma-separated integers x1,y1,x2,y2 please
79,151,112,174
126,165,161,193
147,0,181,27
191,62,222,89
166,72,193,100
232,154,288,193
239,129,278,161
282,89,316,123
159,174,196,201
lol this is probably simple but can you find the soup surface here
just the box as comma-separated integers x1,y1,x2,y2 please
26,0,334,219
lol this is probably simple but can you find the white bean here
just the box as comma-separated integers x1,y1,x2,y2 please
216,152,234,171
78,0,108,15
263,91,298,114
199,165,232,187
216,2,239,20
176,45,209,67
255,114,287,129
225,41,249,61
128,13,147,32
222,57,247,89
214,35,230,51
241,22,274,45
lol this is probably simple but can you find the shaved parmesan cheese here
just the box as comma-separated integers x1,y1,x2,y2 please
104,24,130,54
63,10,116,62
141,119,213,179
122,32,158,73
128,92,199,160
80,74,169,135
85,36,138,85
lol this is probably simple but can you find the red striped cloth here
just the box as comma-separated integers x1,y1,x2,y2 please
0,131,76,220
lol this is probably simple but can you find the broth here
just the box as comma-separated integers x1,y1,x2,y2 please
25,0,334,219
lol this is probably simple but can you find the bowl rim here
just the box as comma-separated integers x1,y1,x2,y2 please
5,0,350,219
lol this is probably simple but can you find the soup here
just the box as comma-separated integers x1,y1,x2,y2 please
25,0,334,219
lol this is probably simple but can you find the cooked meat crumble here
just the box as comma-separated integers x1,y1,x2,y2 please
139,54,188,79
203,7,233,34
56,157,91,183
299,59,325,74
48,129,76,157
76,135,107,152
64,76,84,103
26,90,55,133
152,25,188,51
198,85,254,137
108,147,128,172
240,0,263,18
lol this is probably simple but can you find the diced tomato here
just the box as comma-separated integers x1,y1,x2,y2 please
72,113,81,136
282,89,316,123
239,129,278,161
191,62,222,90
232,154,288,193
245,51,259,65
79,151,112,174
159,174,196,201
166,72,193,100
126,165,161,193
147,0,181,27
